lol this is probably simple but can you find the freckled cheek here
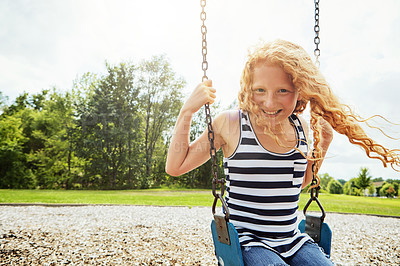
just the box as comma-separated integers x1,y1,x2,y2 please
270,95,293,109
251,95,263,105
284,96,299,109
283,97,296,105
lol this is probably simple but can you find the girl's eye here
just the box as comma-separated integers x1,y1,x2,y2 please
278,88,289,93
255,88,265,92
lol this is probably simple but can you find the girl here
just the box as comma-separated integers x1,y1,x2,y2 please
166,39,399,265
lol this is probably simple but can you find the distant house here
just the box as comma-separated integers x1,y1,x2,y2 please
370,181,385,197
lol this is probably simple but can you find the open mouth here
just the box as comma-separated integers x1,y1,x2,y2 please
262,109,282,116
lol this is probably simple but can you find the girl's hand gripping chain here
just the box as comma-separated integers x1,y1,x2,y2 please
183,80,216,114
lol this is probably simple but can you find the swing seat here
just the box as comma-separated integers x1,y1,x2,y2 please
211,219,244,266
298,216,332,257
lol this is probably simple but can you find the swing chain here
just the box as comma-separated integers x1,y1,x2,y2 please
310,150,320,199
206,104,224,199
314,0,320,68
200,0,208,82
200,0,226,203
303,149,326,221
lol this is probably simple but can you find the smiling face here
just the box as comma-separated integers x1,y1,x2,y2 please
251,63,299,126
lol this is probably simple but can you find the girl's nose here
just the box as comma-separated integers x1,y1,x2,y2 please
263,94,276,109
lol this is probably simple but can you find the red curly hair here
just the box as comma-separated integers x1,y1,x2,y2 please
238,39,400,175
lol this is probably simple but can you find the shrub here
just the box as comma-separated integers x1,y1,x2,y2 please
380,183,396,198
367,184,376,196
327,180,343,194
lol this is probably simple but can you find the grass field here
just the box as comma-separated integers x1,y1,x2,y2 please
1,189,399,217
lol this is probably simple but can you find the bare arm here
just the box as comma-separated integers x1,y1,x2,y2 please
165,80,223,176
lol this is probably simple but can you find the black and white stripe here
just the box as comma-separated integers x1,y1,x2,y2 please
224,111,311,257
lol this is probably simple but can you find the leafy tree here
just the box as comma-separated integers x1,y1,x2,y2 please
0,91,8,112
343,178,363,196
137,55,185,187
0,57,196,190
380,183,396,198
327,179,343,194
372,177,384,182
386,179,399,196
71,72,99,188
337,179,346,186
0,113,35,188
26,90,78,189
367,184,375,196
30,89,49,110
1,92,30,117
355,167,372,191
375,182,384,197
319,173,334,191
77,62,143,189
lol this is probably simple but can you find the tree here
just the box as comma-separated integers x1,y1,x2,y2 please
0,91,8,113
367,184,375,196
319,173,334,191
386,179,400,196
343,178,362,196
77,62,143,189
30,89,49,110
355,167,372,191
372,177,384,182
1,92,30,117
0,113,35,188
327,179,343,194
380,183,396,198
137,55,185,187
26,89,78,189
0,57,193,190
0,90,53,189
71,72,99,188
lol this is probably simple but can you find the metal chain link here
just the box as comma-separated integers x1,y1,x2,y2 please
306,1,326,220
312,1,321,189
304,149,326,221
200,0,225,200
314,0,320,68
310,149,320,199
200,0,208,82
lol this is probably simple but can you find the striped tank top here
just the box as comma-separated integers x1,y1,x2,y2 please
223,110,312,257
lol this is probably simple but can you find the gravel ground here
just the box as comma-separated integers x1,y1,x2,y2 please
0,205,399,265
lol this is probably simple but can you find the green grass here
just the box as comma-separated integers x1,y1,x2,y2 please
1,189,399,217
298,193,400,217
0,189,211,207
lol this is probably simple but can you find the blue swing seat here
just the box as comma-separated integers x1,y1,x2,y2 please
298,217,332,257
211,218,331,265
211,219,244,266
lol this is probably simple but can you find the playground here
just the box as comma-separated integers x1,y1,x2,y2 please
1,1,400,265
1,205,399,265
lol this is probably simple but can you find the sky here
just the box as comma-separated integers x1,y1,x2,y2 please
1,0,399,180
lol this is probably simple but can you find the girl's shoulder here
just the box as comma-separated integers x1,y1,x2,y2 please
214,110,241,157
213,109,241,134
214,109,241,125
